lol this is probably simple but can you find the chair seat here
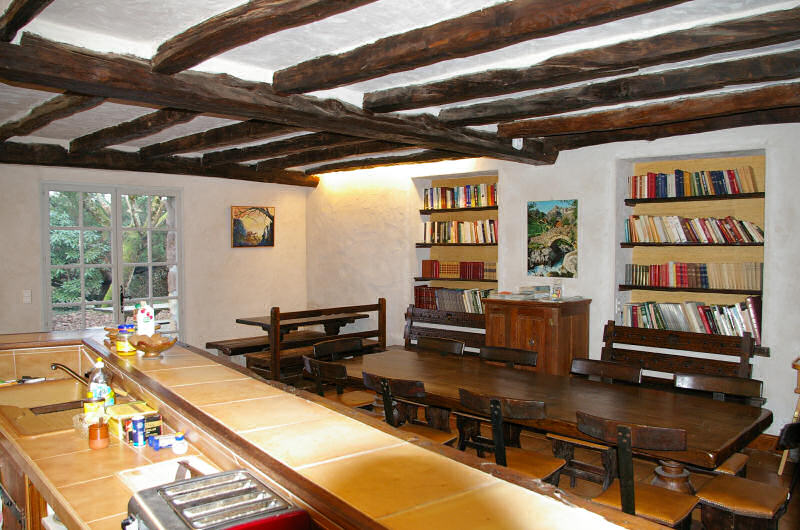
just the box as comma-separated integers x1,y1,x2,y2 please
324,389,375,408
592,480,698,527
715,452,749,476
695,474,789,518
505,447,565,481
399,422,457,445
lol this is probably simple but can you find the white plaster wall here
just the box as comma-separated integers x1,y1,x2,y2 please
305,161,489,345
0,165,310,349
305,124,800,435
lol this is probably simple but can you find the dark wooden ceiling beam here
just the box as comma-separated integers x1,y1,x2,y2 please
0,141,317,186
152,0,378,75
273,0,688,93
203,132,365,166
498,82,800,137
0,0,54,42
0,91,104,141
542,106,800,151
305,150,469,175
255,140,408,170
69,108,199,153
363,6,800,113
0,34,555,165
440,49,800,126
140,120,302,159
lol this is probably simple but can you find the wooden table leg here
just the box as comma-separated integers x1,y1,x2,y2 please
651,460,695,494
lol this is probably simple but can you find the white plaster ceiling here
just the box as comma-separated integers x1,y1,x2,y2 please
1,0,799,150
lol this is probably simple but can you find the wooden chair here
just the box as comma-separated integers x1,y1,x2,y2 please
570,358,643,384
456,388,565,484
479,346,537,369
362,372,456,445
695,422,794,530
547,359,643,489
777,422,800,499
673,372,765,407
415,336,465,356
302,356,374,409
673,372,765,476
313,337,365,361
576,411,698,528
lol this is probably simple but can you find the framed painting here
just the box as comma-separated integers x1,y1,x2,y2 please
231,206,275,247
527,199,578,277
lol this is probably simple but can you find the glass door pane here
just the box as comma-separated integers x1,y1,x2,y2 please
119,192,180,337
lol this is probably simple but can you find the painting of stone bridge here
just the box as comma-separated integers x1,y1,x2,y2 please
527,200,578,278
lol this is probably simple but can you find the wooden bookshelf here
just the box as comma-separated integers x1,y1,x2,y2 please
420,205,498,215
416,243,497,248
624,192,764,206
618,285,761,295
417,174,499,299
415,277,497,283
621,242,763,248
618,153,765,334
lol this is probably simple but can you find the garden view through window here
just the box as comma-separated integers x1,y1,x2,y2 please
45,185,181,337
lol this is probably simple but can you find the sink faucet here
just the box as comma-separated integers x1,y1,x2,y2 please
50,363,87,385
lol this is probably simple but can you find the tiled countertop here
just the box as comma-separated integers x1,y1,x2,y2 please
0,332,656,529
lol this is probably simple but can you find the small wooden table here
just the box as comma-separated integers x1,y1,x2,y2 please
236,312,368,338
338,346,772,470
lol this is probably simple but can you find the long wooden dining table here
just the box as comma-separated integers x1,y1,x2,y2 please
337,346,772,470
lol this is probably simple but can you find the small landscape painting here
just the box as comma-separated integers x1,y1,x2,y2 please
231,206,275,247
527,200,578,277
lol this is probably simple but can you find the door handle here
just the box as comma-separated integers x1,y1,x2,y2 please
528,338,535,346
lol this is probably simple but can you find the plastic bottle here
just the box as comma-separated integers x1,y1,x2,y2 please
172,432,188,455
135,302,156,336
87,358,115,407
83,391,104,423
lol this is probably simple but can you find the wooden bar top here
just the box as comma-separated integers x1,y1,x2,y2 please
0,331,656,529
338,347,772,469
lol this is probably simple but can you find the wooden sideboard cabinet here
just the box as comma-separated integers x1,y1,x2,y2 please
483,298,591,375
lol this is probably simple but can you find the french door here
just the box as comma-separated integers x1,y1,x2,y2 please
43,184,182,337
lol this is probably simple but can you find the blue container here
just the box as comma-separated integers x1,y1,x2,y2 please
131,415,146,447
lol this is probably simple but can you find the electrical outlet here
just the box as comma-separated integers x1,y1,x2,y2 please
22,289,31,304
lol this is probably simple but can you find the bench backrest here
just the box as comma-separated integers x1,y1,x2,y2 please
403,304,485,352
266,298,386,381
600,320,765,384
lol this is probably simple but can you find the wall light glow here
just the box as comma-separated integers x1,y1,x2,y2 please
316,159,485,193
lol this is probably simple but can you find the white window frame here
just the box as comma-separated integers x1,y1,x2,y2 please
41,183,184,339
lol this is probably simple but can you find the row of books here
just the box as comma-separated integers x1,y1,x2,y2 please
624,262,763,291
413,285,493,314
619,296,762,344
422,219,498,244
421,260,497,280
624,215,764,244
627,166,759,200
423,183,497,210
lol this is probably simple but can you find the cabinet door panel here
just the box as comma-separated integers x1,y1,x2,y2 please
484,308,509,347
511,311,547,353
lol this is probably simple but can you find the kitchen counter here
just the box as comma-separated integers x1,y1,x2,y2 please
0,332,657,529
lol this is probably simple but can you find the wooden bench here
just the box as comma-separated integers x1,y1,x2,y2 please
245,299,386,382
245,339,381,381
600,320,769,389
205,329,326,356
403,305,485,354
